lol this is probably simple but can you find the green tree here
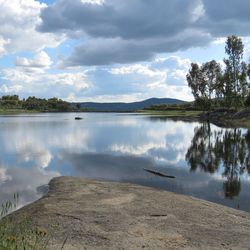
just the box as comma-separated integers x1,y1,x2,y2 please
224,35,248,107
0,95,21,108
201,60,222,109
245,63,250,106
186,63,207,109
187,61,222,110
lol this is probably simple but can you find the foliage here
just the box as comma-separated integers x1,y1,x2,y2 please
186,61,222,110
0,95,72,112
145,102,197,111
0,194,50,249
224,36,248,107
187,35,250,110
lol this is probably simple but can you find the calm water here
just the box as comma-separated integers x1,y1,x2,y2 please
0,113,250,212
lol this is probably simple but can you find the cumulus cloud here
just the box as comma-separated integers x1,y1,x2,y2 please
3,0,249,101
63,30,210,66
38,0,200,39
0,165,60,208
110,64,166,78
16,51,53,69
37,0,250,66
0,84,23,94
94,55,193,101
0,37,10,56
0,67,91,98
200,0,250,37
0,0,64,56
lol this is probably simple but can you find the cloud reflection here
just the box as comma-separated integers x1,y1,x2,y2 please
0,164,59,208
0,114,250,212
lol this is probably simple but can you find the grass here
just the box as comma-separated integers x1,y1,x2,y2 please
0,194,50,249
0,194,70,249
139,109,202,117
0,109,39,115
140,109,250,129
231,118,250,129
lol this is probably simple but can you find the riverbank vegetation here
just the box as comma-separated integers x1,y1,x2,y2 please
0,95,87,114
0,95,71,113
0,194,59,249
149,36,250,112
187,35,250,110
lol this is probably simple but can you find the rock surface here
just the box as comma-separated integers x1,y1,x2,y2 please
8,177,250,249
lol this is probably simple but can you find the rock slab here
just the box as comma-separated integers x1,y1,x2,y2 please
9,177,250,249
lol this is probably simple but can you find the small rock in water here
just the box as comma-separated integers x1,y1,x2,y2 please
75,117,83,120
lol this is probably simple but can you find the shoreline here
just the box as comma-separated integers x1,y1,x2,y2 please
2,176,250,249
141,109,250,128
1,109,250,128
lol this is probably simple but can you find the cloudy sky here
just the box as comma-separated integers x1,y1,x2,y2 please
1,0,250,102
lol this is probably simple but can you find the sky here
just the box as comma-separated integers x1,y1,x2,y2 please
1,0,250,102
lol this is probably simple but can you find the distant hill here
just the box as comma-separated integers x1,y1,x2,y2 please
72,98,185,112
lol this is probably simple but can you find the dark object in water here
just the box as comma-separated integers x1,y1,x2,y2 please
75,117,83,120
143,168,175,179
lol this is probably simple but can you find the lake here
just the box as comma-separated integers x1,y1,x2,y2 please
0,113,250,212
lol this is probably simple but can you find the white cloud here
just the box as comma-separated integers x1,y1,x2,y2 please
212,37,227,45
167,56,192,70
0,0,64,56
0,37,10,56
0,67,91,98
16,51,53,69
191,0,205,22
83,55,194,101
81,0,104,4
110,64,166,78
170,69,187,80
0,84,23,94
75,93,144,103
38,0,250,66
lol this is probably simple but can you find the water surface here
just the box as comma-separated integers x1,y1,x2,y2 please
0,113,249,212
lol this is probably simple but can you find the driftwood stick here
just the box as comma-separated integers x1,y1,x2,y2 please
143,168,176,179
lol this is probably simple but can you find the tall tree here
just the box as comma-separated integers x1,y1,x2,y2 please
187,61,222,109
201,60,222,108
186,63,206,109
245,63,250,106
224,35,248,107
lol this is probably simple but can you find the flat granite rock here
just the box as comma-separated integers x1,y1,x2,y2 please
7,176,250,249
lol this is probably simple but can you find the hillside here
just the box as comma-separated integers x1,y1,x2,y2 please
73,98,185,112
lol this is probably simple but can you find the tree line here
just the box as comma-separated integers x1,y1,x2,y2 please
186,35,250,110
0,95,71,112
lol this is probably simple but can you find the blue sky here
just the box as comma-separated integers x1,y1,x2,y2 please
0,0,250,102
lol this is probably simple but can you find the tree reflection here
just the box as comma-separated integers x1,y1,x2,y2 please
186,124,250,199
186,123,221,173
